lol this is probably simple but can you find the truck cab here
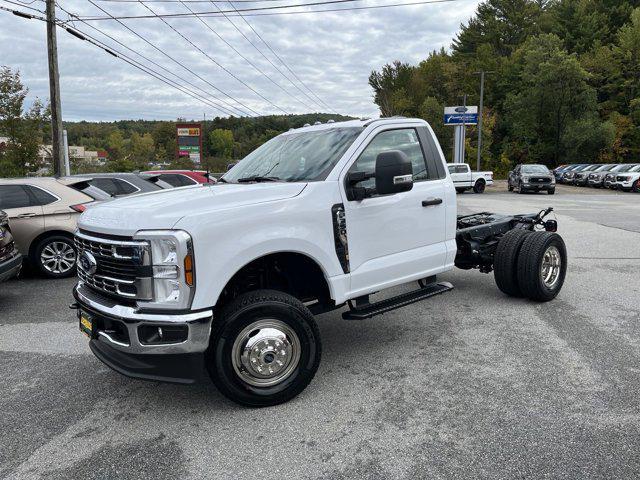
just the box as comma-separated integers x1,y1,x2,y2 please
72,118,566,407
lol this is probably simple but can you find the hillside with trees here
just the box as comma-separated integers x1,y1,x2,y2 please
369,0,640,176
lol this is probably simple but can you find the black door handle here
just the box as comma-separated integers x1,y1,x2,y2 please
422,197,443,207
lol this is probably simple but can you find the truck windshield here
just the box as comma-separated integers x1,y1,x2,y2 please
522,165,550,174
222,127,363,183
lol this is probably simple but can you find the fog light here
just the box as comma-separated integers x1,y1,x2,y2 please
138,325,188,344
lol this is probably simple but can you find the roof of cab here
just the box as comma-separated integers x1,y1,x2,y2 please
282,117,427,135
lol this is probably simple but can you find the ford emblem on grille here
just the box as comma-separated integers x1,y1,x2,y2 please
79,251,98,275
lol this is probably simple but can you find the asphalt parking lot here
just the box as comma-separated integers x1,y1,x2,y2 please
1,183,639,479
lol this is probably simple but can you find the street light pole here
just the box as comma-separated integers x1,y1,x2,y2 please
46,0,65,177
473,71,493,172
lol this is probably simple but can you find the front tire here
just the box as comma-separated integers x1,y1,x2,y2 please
632,180,640,193
518,182,525,194
206,289,321,407
547,188,555,195
473,179,486,193
516,232,567,302
32,235,77,278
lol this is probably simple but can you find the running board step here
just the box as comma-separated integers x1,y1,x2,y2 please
342,281,454,320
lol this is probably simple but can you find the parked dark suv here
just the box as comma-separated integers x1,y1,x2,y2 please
508,164,556,194
0,210,21,282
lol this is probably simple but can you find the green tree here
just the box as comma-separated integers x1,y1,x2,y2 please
0,66,49,177
128,132,155,168
504,34,611,166
209,128,234,158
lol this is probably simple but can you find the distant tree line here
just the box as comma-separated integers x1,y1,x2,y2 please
369,0,640,176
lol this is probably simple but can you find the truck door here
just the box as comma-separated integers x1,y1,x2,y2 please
341,126,448,296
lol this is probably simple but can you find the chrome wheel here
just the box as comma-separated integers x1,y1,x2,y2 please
40,241,76,274
540,245,561,288
231,319,301,388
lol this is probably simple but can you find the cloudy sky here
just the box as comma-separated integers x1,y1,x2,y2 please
0,0,480,121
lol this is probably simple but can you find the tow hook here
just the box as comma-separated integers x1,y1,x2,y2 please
69,302,79,310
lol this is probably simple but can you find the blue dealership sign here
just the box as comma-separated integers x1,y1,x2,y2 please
444,106,478,125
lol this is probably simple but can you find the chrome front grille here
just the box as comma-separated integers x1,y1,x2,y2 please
75,231,152,300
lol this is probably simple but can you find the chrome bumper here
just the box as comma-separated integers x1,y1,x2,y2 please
73,282,213,355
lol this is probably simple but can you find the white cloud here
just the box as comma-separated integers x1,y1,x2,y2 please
0,0,480,120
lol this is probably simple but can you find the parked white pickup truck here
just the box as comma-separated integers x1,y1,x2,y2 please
447,163,493,193
72,118,566,407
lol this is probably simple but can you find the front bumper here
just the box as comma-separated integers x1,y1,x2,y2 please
617,181,634,189
73,283,213,383
521,183,554,191
0,251,22,282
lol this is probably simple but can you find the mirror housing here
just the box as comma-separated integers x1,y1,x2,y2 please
226,162,237,171
375,150,413,195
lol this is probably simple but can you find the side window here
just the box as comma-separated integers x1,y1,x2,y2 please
25,186,57,206
455,165,468,174
447,165,456,174
112,179,138,195
90,178,119,196
158,174,183,188
0,185,31,209
349,129,429,188
176,175,198,186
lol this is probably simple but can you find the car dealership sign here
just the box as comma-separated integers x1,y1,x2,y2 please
444,106,478,125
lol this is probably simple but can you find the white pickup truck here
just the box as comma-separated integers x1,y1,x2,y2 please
447,163,493,193
72,118,566,407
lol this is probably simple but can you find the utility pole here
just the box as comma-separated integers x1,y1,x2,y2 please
46,0,65,177
474,71,493,172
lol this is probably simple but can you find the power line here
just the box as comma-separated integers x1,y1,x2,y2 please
223,0,336,113
84,0,261,116
204,0,333,112
74,0,361,19
97,0,300,3
176,0,318,111
76,0,464,18
1,4,250,116
138,0,290,114
54,2,251,116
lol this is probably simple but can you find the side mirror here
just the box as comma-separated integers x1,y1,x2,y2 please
226,162,237,171
375,150,413,195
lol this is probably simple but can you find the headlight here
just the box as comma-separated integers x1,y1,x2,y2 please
133,230,195,310
522,177,529,182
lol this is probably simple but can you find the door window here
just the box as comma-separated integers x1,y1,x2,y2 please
349,129,429,189
0,185,31,209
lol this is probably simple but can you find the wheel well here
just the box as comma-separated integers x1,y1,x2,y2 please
28,230,75,259
217,252,332,311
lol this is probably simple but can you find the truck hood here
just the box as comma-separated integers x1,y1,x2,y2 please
78,182,306,236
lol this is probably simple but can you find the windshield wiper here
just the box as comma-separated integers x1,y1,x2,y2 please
217,177,229,183
236,176,281,183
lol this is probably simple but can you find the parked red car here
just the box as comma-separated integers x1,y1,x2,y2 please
143,170,215,187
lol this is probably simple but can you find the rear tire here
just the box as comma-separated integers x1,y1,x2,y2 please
516,232,567,302
473,179,486,194
206,289,321,407
493,229,531,297
456,188,466,194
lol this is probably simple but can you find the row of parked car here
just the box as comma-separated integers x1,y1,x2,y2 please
0,170,214,282
553,163,640,191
